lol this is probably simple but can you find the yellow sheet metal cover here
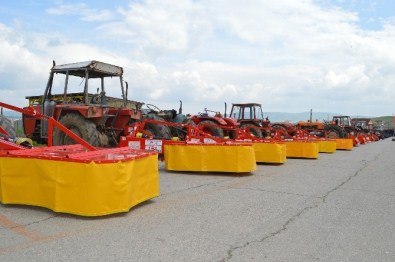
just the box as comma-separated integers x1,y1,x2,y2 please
164,144,256,173
335,138,353,150
0,155,159,216
252,142,286,164
317,140,337,153
285,141,319,159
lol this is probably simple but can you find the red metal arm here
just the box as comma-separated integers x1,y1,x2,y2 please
0,102,96,151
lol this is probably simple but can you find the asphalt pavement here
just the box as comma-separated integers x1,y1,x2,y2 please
1,138,394,261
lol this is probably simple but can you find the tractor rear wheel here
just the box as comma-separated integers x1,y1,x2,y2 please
271,124,292,138
324,124,346,138
0,115,16,138
53,114,101,146
183,118,196,126
172,118,196,140
241,123,263,138
144,115,172,139
198,120,224,138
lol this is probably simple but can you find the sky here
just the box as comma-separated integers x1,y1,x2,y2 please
0,0,395,117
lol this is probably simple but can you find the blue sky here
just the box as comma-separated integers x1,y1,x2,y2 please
1,0,395,117
320,0,395,30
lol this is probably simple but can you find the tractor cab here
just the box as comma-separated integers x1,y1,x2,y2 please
228,103,270,137
332,116,352,127
228,103,269,128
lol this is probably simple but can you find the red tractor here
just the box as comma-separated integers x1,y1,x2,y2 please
190,107,231,138
331,115,369,144
228,103,271,137
326,116,351,138
191,103,270,138
23,60,145,147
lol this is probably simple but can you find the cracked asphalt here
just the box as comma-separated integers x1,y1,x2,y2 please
1,138,394,261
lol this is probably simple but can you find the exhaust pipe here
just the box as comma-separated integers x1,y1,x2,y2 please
125,81,129,101
179,100,182,114
224,102,227,117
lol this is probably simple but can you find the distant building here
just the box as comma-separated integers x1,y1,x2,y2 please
352,118,373,131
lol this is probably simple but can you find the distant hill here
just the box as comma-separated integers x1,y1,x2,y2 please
370,116,395,128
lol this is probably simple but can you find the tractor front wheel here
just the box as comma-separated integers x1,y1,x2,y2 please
53,114,101,146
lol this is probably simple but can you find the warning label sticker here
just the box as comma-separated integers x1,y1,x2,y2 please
128,141,141,149
145,139,163,153
203,138,216,144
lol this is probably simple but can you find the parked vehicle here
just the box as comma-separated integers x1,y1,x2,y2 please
23,60,145,147
191,103,270,138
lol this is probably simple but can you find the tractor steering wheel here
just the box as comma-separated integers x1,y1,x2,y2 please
146,104,161,112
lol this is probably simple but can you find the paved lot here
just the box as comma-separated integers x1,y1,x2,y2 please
1,138,394,261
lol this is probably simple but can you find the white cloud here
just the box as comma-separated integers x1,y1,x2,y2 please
1,1,395,117
0,23,48,106
0,22,128,107
173,70,238,102
47,3,113,21
100,0,212,58
325,64,370,87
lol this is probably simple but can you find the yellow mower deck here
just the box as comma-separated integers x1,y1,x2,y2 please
284,140,319,159
0,145,159,216
317,139,337,153
164,142,256,173
250,141,287,164
335,138,354,150
121,137,256,173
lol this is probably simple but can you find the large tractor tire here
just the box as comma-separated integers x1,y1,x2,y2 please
0,115,16,138
241,123,263,138
171,116,196,140
271,123,298,137
144,114,172,139
270,123,292,139
198,120,224,138
53,114,101,146
183,118,196,126
271,124,287,132
171,113,188,124
324,124,346,138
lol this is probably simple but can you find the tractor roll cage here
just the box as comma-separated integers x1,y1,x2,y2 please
229,103,264,120
44,60,127,107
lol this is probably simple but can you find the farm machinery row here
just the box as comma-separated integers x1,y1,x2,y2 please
2,59,371,164
0,59,377,216
2,59,380,167
0,60,260,216
294,115,380,145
